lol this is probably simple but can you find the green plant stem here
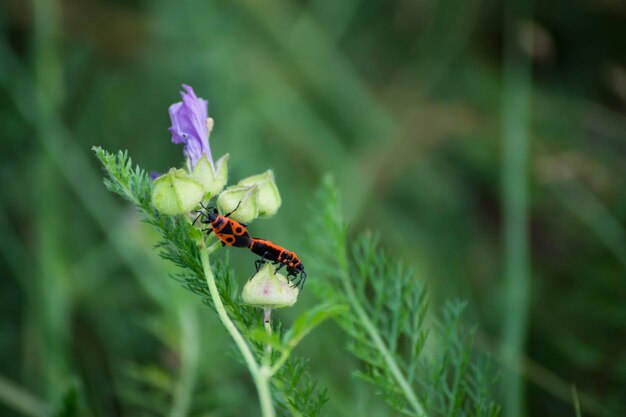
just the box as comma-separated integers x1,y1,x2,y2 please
269,352,290,377
335,241,427,417
207,239,222,254
198,239,275,417
256,368,275,417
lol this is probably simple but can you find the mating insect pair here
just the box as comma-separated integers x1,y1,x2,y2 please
194,203,307,289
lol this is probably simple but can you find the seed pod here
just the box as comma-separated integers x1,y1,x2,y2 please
191,153,229,198
242,263,299,308
217,184,259,223
152,168,204,215
238,170,281,218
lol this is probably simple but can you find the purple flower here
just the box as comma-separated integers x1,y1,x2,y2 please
168,84,214,170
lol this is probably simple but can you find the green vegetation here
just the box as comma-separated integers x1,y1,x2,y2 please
1,0,625,416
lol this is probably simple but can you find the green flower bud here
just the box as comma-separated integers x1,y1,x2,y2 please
238,170,281,217
190,154,229,198
152,168,204,215
217,184,259,223
242,263,299,308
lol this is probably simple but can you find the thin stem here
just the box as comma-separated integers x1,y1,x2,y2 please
207,239,222,254
198,240,275,417
335,241,426,417
256,369,275,417
200,246,257,370
269,352,290,378
263,308,273,368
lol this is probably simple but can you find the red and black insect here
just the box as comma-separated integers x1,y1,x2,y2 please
194,203,308,289
195,203,252,248
249,238,307,288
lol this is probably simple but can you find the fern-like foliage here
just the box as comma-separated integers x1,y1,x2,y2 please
273,358,329,417
305,176,500,417
93,147,332,417
94,148,206,304
93,147,499,417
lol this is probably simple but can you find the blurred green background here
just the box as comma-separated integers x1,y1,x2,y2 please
1,0,625,416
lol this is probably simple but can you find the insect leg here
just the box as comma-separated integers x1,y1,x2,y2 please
298,271,307,290
289,274,300,289
192,211,203,226
255,252,272,271
291,271,307,290
255,259,263,271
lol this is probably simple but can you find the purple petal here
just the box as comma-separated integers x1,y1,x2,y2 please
168,84,214,170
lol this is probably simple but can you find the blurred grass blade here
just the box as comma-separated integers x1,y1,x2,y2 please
0,375,48,417
168,307,200,417
550,178,626,273
500,1,533,416
572,385,582,417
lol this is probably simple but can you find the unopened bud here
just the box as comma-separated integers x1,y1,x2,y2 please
152,168,204,215
190,154,229,198
238,170,281,217
242,263,299,308
217,184,259,223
